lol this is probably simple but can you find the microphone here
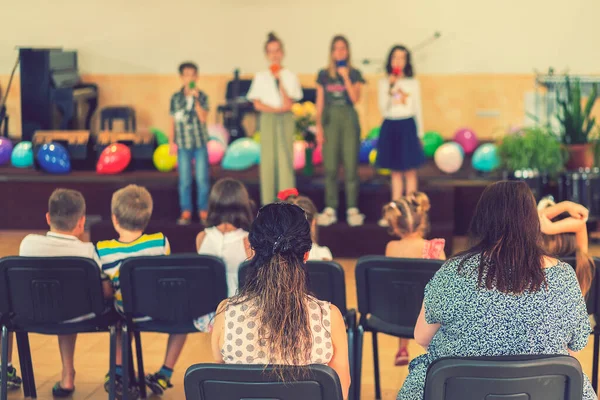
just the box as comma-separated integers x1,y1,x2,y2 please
390,67,401,91
270,64,281,87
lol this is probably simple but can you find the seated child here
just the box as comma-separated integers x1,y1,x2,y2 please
382,192,445,366
19,188,112,397
196,178,254,296
538,198,595,297
96,185,212,398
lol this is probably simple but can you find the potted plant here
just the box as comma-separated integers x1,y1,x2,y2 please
556,76,597,169
292,101,317,176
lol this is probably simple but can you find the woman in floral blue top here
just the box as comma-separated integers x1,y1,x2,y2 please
399,181,596,400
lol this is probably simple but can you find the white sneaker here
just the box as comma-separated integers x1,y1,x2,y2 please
317,207,337,226
378,218,389,228
347,208,365,227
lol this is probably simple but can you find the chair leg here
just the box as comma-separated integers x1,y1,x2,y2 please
593,331,599,392
16,332,36,399
121,325,130,400
134,331,146,399
372,332,381,400
108,326,117,400
347,328,356,400
1,326,8,400
355,326,364,400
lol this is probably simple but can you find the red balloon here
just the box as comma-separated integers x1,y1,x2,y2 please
96,144,132,174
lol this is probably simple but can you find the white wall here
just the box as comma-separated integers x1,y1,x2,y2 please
2,0,600,75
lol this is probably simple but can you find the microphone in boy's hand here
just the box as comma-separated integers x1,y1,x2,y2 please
189,81,195,90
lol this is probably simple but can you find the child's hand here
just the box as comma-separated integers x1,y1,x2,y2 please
337,66,350,80
539,213,555,235
388,74,397,85
567,202,589,221
281,98,293,113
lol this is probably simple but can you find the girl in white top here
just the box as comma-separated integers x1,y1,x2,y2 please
247,32,303,205
196,178,254,296
376,45,426,226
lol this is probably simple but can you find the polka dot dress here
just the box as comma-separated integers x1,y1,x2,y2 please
221,297,333,365
398,254,596,400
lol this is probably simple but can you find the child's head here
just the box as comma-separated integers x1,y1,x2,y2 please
383,192,431,238
46,189,86,236
386,45,413,77
264,32,284,66
178,61,198,88
111,184,153,233
328,35,351,76
287,195,319,243
206,178,254,231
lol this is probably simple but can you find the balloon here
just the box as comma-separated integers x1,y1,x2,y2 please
222,138,260,171
368,149,391,175
434,142,464,174
152,144,178,172
0,138,13,165
313,143,323,165
36,143,71,174
422,131,444,157
207,139,225,166
149,127,169,145
453,127,479,154
252,132,261,144
97,143,131,174
208,124,229,145
472,143,500,172
366,126,381,141
293,141,306,170
11,141,34,168
359,139,378,163
449,141,465,157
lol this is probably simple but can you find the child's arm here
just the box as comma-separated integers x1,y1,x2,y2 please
540,214,587,237
164,237,171,256
413,80,424,138
194,91,209,123
196,231,206,253
252,100,282,113
210,299,228,363
378,78,392,117
540,201,588,221
315,84,325,144
339,68,361,104
414,302,441,349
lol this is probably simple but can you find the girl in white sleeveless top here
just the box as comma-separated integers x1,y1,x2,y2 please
211,203,351,399
196,178,253,297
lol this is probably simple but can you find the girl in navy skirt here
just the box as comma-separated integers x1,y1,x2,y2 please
376,45,425,226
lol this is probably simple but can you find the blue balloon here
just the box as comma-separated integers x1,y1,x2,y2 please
359,139,377,164
222,138,260,171
11,141,34,168
472,143,500,172
36,142,71,174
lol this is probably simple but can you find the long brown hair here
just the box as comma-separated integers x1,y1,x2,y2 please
382,192,431,238
541,212,595,296
287,195,319,243
328,35,353,78
229,203,314,377
206,178,254,231
458,181,547,294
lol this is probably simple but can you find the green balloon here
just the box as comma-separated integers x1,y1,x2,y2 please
150,127,169,145
422,131,444,157
366,126,381,140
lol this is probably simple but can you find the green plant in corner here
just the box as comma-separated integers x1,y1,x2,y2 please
556,76,597,145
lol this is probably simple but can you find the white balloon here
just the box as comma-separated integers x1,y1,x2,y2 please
434,142,464,174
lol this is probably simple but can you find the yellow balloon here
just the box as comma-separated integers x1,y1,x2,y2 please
153,144,177,172
378,168,391,176
369,149,391,175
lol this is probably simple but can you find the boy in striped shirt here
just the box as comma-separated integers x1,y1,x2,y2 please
96,185,183,398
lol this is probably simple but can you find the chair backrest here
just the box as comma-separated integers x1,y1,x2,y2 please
0,257,106,326
119,254,227,323
561,256,598,317
100,106,136,132
238,260,348,315
423,355,583,400
184,363,343,400
355,256,443,330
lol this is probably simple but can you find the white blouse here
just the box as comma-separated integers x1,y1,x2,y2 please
247,68,303,109
378,77,424,137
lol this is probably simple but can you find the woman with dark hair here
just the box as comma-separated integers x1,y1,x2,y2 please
398,181,595,400
377,45,425,225
210,202,351,399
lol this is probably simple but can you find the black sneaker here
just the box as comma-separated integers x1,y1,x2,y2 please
103,374,140,400
145,372,173,395
4,366,22,390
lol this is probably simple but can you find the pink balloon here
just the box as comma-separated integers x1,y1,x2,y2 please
208,124,230,145
312,143,323,165
207,140,225,166
453,128,479,154
293,141,306,170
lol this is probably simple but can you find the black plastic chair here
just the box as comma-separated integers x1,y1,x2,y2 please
238,260,357,399
355,256,444,400
0,256,118,399
562,256,599,390
119,254,228,399
184,363,343,400
423,355,583,400
100,106,136,132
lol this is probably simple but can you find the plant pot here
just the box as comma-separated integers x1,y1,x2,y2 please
566,144,594,170
303,146,314,176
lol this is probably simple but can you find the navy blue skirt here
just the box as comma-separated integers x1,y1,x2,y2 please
376,118,425,171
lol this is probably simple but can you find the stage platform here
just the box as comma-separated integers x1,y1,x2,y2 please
0,161,498,257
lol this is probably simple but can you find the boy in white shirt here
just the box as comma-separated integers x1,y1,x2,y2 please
18,189,112,398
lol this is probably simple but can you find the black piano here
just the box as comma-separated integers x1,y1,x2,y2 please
19,48,98,141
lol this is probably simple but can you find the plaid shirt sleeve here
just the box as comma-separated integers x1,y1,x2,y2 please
199,91,209,111
169,94,177,116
